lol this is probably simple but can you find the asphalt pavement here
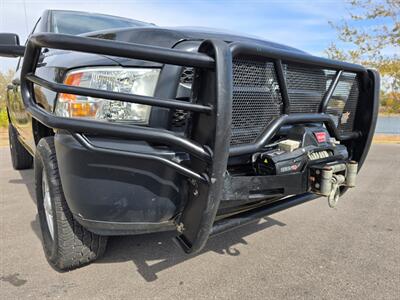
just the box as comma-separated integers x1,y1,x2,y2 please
0,144,399,299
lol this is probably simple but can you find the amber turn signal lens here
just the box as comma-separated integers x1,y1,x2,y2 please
58,72,83,102
69,102,97,117
58,72,98,117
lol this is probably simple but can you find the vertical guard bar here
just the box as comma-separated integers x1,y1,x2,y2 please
274,59,290,114
175,39,233,253
320,70,342,112
352,69,380,170
20,39,42,114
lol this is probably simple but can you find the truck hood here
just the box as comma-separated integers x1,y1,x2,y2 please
82,26,305,67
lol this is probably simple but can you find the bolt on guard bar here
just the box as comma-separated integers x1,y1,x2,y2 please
19,33,371,254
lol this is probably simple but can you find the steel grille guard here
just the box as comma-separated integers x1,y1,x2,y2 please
19,33,379,253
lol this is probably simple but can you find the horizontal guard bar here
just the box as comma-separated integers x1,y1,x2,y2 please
229,113,361,156
72,133,208,183
230,42,367,73
26,74,213,114
211,193,318,236
25,104,212,161
31,33,215,69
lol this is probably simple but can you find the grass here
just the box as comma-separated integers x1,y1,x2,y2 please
0,108,9,147
0,108,8,128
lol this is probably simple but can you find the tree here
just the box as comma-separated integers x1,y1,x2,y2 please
326,0,400,113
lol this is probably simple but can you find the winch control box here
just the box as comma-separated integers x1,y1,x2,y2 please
278,139,301,152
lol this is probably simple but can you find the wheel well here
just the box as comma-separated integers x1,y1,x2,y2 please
32,118,54,145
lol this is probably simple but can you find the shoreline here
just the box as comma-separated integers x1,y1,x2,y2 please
378,113,400,117
0,128,398,147
372,134,400,144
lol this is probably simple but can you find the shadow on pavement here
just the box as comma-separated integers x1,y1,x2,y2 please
99,216,286,282
9,168,287,282
9,169,35,204
9,170,42,240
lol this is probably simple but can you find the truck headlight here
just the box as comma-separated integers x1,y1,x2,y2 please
54,67,160,124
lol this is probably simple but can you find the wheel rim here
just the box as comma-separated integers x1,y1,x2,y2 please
42,170,54,240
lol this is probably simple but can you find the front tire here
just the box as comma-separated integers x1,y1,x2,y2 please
35,137,107,271
8,123,33,170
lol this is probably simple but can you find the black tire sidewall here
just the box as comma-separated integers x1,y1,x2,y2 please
8,123,32,170
35,139,59,264
8,124,19,168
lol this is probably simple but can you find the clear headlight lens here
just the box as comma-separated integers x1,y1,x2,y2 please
55,67,160,124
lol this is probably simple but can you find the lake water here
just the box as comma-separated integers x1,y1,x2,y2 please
375,116,400,134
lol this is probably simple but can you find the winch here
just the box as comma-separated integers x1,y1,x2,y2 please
251,125,358,207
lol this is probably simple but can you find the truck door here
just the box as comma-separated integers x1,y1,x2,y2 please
10,18,43,152
11,65,34,150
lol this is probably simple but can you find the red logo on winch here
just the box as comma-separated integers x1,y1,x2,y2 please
314,132,326,143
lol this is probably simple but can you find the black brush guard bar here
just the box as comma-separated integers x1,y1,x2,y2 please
20,33,372,254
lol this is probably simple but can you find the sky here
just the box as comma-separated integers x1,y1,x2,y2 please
0,0,390,72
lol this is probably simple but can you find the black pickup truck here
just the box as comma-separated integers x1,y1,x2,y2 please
0,10,379,271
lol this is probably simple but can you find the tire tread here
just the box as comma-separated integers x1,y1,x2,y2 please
35,137,107,271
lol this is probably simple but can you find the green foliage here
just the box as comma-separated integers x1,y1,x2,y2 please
380,90,400,113
326,0,400,114
0,70,14,127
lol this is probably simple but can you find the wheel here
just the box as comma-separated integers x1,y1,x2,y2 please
8,123,33,170
35,137,107,271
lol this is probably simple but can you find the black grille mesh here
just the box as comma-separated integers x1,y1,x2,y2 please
230,57,359,145
180,67,194,84
285,65,333,113
171,109,189,128
326,72,359,134
174,58,360,145
231,57,283,145
171,68,193,129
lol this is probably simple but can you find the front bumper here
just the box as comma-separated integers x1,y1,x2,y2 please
55,133,186,235
55,132,308,235
53,131,350,236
